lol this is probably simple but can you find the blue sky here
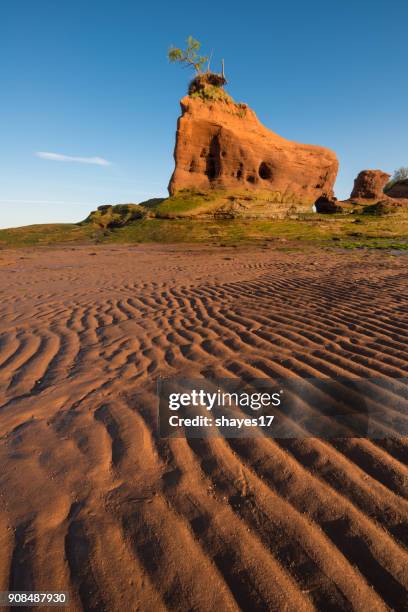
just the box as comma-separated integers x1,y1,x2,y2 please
1,0,407,228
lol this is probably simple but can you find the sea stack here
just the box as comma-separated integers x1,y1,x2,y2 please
168,95,338,216
350,169,391,200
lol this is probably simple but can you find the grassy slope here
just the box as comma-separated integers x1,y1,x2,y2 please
1,211,408,249
0,223,95,247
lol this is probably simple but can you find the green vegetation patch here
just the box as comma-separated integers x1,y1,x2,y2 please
153,190,222,217
0,223,95,247
2,203,408,251
190,83,234,103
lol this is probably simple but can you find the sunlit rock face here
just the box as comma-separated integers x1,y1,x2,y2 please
350,170,391,200
169,95,338,215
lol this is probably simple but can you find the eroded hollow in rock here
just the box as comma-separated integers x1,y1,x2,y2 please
259,162,273,180
236,162,244,179
314,196,340,213
205,135,221,180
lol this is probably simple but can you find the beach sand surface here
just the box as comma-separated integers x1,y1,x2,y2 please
0,244,407,611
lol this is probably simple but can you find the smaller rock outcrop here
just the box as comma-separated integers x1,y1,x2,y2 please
327,169,408,216
83,204,144,228
350,170,390,200
384,179,408,199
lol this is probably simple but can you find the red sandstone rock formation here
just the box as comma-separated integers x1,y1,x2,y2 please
333,170,408,215
350,170,390,200
168,96,338,211
384,179,408,199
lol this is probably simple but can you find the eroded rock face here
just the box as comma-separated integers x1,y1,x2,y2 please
384,179,408,199
350,170,390,200
168,96,338,212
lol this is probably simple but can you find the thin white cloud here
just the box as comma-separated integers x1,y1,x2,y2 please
35,151,111,166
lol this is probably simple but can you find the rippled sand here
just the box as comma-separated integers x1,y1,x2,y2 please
0,244,407,611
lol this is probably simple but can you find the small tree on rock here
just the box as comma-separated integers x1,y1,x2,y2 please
168,36,228,100
168,36,209,75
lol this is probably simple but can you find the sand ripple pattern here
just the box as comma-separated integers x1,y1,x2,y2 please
0,245,407,611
